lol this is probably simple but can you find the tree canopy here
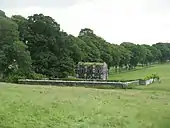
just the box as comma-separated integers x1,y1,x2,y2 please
0,10,170,81
0,15,31,80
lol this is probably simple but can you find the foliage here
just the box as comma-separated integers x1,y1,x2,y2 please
143,74,160,80
1,9,170,82
0,10,6,17
4,73,26,83
0,15,32,80
153,43,170,63
30,72,47,80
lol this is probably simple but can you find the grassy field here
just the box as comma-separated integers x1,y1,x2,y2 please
109,65,159,80
0,64,170,128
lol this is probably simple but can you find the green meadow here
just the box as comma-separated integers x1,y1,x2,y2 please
0,64,170,128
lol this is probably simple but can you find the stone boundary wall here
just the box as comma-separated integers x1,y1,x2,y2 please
18,79,156,88
139,78,157,85
18,79,139,88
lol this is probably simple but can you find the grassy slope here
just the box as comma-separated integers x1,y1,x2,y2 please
0,64,170,128
109,65,160,80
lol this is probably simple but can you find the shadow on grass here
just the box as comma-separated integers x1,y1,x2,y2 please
84,85,127,90
83,82,170,92
83,84,143,90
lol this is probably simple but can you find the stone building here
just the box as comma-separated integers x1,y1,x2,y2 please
76,62,108,80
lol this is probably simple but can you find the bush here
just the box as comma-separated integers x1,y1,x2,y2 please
30,72,47,80
4,73,26,83
4,71,48,83
143,73,160,81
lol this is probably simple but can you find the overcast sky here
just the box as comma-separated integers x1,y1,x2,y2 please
1,0,170,44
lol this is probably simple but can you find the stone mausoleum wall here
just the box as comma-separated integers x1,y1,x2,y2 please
76,62,108,80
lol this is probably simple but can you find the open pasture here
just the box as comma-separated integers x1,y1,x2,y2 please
0,64,170,128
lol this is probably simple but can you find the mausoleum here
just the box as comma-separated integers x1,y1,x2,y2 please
76,62,108,80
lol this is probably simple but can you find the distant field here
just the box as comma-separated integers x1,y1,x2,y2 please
109,64,167,80
0,64,170,128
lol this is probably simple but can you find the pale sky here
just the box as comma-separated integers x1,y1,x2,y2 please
1,0,170,44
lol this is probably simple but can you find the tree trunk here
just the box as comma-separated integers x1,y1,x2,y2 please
115,66,118,73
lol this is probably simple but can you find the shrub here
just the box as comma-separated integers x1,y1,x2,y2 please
30,72,47,80
143,73,160,81
4,73,26,83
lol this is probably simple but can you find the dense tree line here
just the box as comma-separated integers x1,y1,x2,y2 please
0,10,170,81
